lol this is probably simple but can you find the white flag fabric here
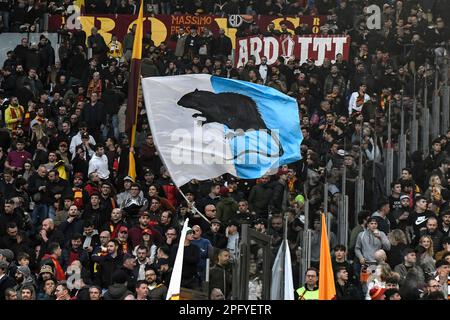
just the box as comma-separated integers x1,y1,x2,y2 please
141,74,302,187
166,218,189,300
270,240,294,300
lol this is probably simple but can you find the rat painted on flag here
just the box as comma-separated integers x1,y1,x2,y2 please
141,74,303,187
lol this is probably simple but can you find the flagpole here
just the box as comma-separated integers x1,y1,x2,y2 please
177,186,211,225
166,218,189,300
282,211,289,300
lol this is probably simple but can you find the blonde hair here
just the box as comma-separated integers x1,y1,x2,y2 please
32,123,47,142
388,229,408,246
419,235,434,257
428,174,441,188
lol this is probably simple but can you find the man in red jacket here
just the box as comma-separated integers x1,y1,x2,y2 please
128,211,164,248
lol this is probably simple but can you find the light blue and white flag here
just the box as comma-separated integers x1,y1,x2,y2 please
141,74,302,187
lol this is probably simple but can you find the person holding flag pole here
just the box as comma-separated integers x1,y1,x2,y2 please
270,211,295,300
166,218,192,300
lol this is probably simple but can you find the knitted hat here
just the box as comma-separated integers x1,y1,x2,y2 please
369,287,386,300
17,265,31,278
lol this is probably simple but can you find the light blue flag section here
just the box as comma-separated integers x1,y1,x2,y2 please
141,74,303,186
211,76,303,178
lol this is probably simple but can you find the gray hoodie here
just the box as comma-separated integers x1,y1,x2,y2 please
355,229,391,263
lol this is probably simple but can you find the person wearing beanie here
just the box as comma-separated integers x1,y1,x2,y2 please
14,265,35,294
369,287,386,300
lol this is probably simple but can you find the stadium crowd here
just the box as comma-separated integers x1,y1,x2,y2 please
0,0,449,301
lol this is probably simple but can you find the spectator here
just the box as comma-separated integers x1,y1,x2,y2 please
209,248,232,299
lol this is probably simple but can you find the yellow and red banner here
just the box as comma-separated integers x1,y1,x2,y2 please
49,14,326,49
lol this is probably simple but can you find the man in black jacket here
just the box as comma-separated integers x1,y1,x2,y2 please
212,29,232,58
209,248,232,299
28,165,50,228
204,219,228,249
248,175,272,218
169,227,200,289
0,260,16,300
269,168,289,214
335,266,362,300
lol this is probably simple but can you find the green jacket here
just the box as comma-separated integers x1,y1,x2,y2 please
216,197,238,225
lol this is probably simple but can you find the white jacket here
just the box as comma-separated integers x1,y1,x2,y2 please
88,154,110,179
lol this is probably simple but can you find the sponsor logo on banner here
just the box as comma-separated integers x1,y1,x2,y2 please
49,14,326,49
235,35,350,67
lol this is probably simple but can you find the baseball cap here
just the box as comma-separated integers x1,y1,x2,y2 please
186,227,194,235
119,226,128,233
400,194,409,201
81,132,89,139
74,172,84,180
139,211,150,217
210,219,222,225
123,176,134,182
142,228,152,235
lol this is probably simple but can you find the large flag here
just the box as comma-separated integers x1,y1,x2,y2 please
166,218,190,300
141,74,303,187
270,239,295,300
126,0,144,180
318,213,336,300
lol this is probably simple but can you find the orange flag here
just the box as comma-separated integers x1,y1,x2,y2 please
318,213,336,300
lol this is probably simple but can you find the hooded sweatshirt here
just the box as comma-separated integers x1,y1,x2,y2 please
103,283,132,300
355,229,391,263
